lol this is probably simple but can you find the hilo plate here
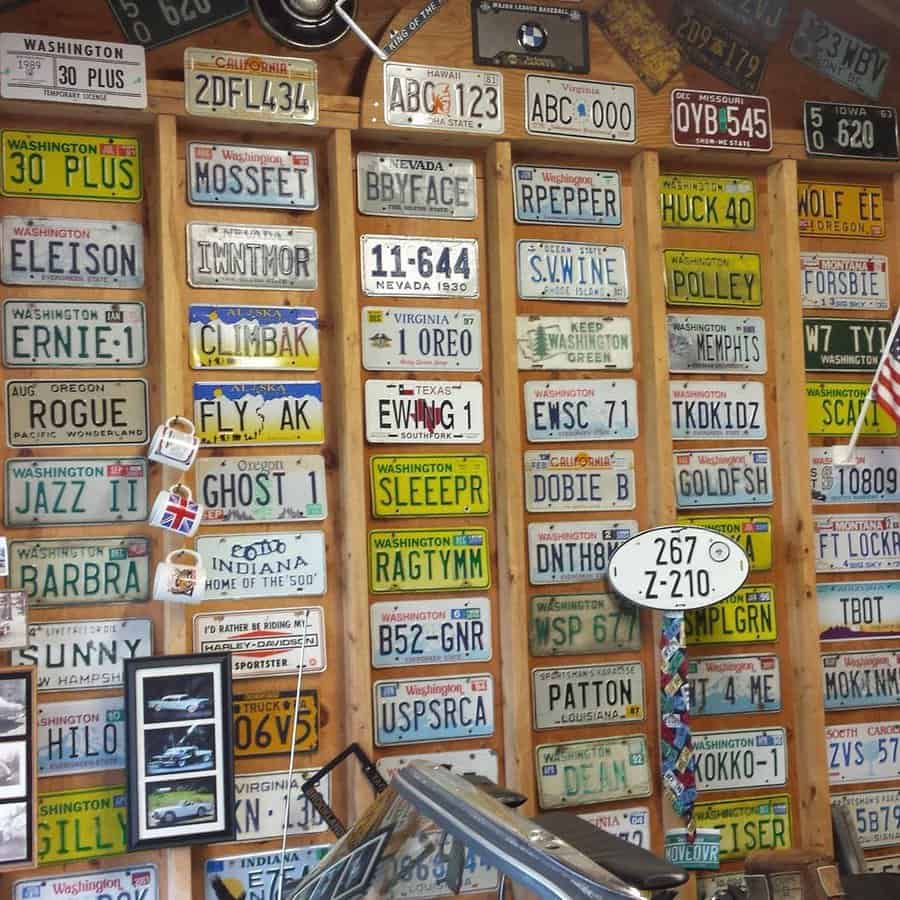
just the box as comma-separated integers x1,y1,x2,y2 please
693,794,790,862
202,848,330,900
798,183,885,239
670,380,767,440
377,748,499,783
580,806,651,849
234,769,329,841
14,866,157,900
233,690,319,758
524,449,636,513
832,790,900,848
828,721,900,785
804,101,900,161
685,585,777,646
674,448,774,509
37,785,128,864
109,0,248,50
664,249,761,307
822,650,900,711
667,314,767,374
810,446,900,505
513,165,621,226
660,174,756,231
689,654,782,716
800,252,889,310
804,317,889,372
529,592,641,657
819,580,900,642
523,379,638,441
517,241,629,302
693,728,787,792
517,315,633,370
815,514,900,573
527,520,638,585
671,89,772,152
677,514,772,571
806,381,896,437
1,215,144,288
37,696,126,776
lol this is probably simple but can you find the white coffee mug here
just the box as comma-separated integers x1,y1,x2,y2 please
153,549,206,605
148,417,200,471
149,483,203,537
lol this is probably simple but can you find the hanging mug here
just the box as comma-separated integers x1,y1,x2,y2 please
149,483,204,537
153,549,206,605
148,417,200,471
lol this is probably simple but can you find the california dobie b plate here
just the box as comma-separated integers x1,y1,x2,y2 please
524,449,635,513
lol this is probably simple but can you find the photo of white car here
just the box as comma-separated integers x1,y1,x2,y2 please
148,694,210,715
150,797,214,825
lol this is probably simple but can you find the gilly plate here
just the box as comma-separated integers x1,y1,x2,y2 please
37,785,128,864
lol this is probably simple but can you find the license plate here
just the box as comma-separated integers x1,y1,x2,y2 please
37,785,128,864
810,446,900,504
233,690,319,758
823,650,900,710
513,166,622,226
699,875,750,900
6,456,146,530
660,174,756,231
532,661,645,729
368,527,491,593
580,806,651,848
528,520,638,585
203,847,330,900
371,596,492,667
517,241,629,302
37,696,125,776
807,381,896,437
360,235,478,298
801,252,889,310
791,11,889,100
868,855,900,872
109,0,248,50
819,580,900,641
197,455,326,524
1,129,141,201
187,142,317,209
695,0,788,43
234,769,329,841
194,381,324,446
0,32,146,108
674,448,773,508
14,865,157,900
9,537,150,605
384,63,503,134
184,48,317,124
689,654,781,715
693,794,790,861
832,790,900,848
694,728,787,792
373,674,494,746
677,515,772,571
828,721,900,784
525,75,635,143
804,101,899,161
6,377,148,447
664,249,762,306
382,837,498,898
536,735,651,809
686,585,777,645
197,532,326,600
524,449,635,512
799,183,885,239
671,89,772,152
816,514,900,573
1,215,144,288
671,380,766,440
529,592,641,656
187,222,317,290
362,307,482,372
524,379,638,441
668,314,767,373
370,454,490,517
0,590,26,649
3,299,146,367
12,618,152,690
189,304,319,370
517,315,633,370
804,317,890,371
377,748,499,783
365,380,484,443
357,152,477,219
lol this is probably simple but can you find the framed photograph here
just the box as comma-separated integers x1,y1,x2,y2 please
0,592,26,650
0,667,36,870
125,654,234,850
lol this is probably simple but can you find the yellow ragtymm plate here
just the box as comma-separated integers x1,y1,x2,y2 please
806,381,898,436
38,785,128,863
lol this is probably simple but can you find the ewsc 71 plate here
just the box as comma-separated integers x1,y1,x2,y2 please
524,379,637,441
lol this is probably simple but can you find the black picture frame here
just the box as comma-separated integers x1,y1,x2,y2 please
125,653,235,850
0,666,36,871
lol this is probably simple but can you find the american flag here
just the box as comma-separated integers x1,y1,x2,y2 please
876,318,900,425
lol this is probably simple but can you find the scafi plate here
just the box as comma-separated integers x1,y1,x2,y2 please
532,661,644,730
678,514,772,571
527,520,638,585
187,142,317,210
810,446,900,504
689,654,782,716
832,790,900,848
233,689,319,758
660,174,756,231
822,650,900,711
670,380,766,440
815,514,900,573
14,865,157,900
685,585,777,646
524,449,635,513
373,673,494,746
5,457,148,527
234,769,329,841
694,728,787,792
529,592,641,657
37,696,125,776
376,748,500,783
674,448,773,509
800,252,889,310
513,165,621,226
536,735,651,809
664,250,762,307
798,182,886,239
524,379,638,441
828,721,900,785
1,215,144,288
668,314,767,374
370,595,492,667
197,531,326,600
37,785,128,864
517,241,629,302
202,848,331,900
804,317,890,372
693,794,791,862
804,101,900,161
580,806,651,849
819,580,900,642
517,315,633,371
357,151,477,220
189,304,319,370
807,381,897,437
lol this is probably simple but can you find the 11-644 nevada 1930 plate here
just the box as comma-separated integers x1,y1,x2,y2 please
361,235,479,298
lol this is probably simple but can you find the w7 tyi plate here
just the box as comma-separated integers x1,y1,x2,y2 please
804,317,889,372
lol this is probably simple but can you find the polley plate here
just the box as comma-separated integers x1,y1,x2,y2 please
800,252,888,310
523,448,636,513
798,182,885,239
529,592,640,657
815,514,900,573
674,448,773,509
234,769,330,841
660,174,756,232
806,381,897,437
689,654,782,716
810,446,900,505
804,101,899,161
671,89,772,152
517,241,629,302
667,314,767,374
37,696,125,776
832,790,900,848
804,317,889,372
827,720,900,785
523,379,638,441
818,580,900,642
685,585,777,646
670,380,767,440
822,650,900,711
664,249,762,307
517,315,633,371
528,520,638,585
14,866,157,900
376,748,499,782
693,728,787,792
513,165,621,226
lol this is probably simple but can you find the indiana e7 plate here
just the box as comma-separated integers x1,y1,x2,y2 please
524,449,635,513
37,696,125,776
528,520,637,585
668,314,767,374
694,728,786,792
828,721,900,785
801,252,888,310
661,174,756,231
674,448,773,508
664,249,762,307
693,794,790,862
810,446,900,504
798,183,885,239
513,166,621,226
819,580,900,641
525,76,635,143
822,650,900,711
529,592,640,657
203,848,329,900
524,379,638,441
361,235,478,298
670,380,766,440
671,89,772,152
233,690,319,758
685,585,777,645
517,241,628,302
689,654,781,716
518,316,633,371
804,317,889,372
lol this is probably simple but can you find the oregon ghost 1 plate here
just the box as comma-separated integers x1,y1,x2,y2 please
251,0,355,49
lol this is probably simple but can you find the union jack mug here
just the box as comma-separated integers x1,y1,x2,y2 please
153,549,206,605
149,483,204,537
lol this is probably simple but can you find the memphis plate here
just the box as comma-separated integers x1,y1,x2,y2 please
670,380,766,440
517,241,628,302
810,446,900,504
822,650,900,711
801,252,889,310
525,76,636,143
513,165,622,226
828,720,900,785
524,379,637,441
517,315,633,371
674,448,773,508
694,728,787,792
815,514,900,573
529,592,641,657
689,654,781,716
528,520,638,585
524,449,635,512
832,790,900,848
667,314,767,374
693,794,790,862
818,580,900,642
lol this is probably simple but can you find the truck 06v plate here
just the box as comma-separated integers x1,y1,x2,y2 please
524,449,635,513
373,674,494,746
5,457,148,527
674,448,773,508
371,596,492,668
693,794,791,862
524,379,637,441
37,696,125,776
810,446,900,504
689,654,781,716
819,580,900,642
660,174,756,231
801,252,889,310
804,317,889,372
3,299,146,367
532,661,644,730
828,720,900,785
203,847,330,900
832,789,900,848
807,381,896,437
536,735,651,809
694,728,787,792
528,520,637,586
14,865,157,900
822,650,900,711
233,690,319,758
376,748,499,783
670,380,766,440
37,785,128,864
685,585,777,646
525,76,635,143
517,241,628,302
234,769,329,841
529,592,640,657
664,249,761,308
361,235,478,298
517,316,633,371
815,514,900,573
668,314,766,374
671,89,772,152
581,806,651,849
678,514,772,571
804,101,899,161
513,165,621,226
1,215,144,288
798,182,885,239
